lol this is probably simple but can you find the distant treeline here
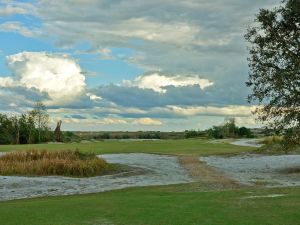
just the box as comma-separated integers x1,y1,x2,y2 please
75,131,173,140
184,118,255,139
0,102,265,145
0,102,51,144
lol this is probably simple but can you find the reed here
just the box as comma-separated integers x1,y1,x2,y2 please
0,150,112,177
260,136,283,145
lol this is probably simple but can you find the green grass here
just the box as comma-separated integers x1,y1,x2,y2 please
0,139,255,156
0,185,299,225
0,140,298,224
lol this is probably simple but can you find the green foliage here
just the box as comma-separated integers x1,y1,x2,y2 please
207,118,253,139
31,101,50,143
138,131,161,139
245,0,300,148
238,127,254,138
101,133,111,139
63,131,80,143
0,101,51,145
122,134,130,139
0,114,14,144
184,130,205,138
208,126,224,139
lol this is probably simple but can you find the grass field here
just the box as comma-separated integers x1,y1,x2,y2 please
0,184,299,225
1,139,299,225
0,139,255,156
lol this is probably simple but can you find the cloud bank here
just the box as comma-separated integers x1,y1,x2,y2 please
124,73,213,93
0,0,278,130
1,52,86,105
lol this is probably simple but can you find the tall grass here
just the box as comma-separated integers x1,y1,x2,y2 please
260,136,283,145
0,150,112,177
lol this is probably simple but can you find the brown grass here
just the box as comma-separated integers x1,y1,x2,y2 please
260,136,283,145
0,150,113,177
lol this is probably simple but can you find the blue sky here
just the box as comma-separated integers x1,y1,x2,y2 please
0,0,278,131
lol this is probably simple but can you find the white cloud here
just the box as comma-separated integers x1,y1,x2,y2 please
86,93,102,101
112,18,200,45
133,117,162,125
167,105,257,117
0,22,40,37
0,5,27,16
124,73,213,93
0,77,14,87
3,52,86,105
235,117,258,126
102,118,127,125
59,117,128,125
98,47,113,59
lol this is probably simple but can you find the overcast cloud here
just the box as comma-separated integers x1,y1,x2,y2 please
0,0,279,130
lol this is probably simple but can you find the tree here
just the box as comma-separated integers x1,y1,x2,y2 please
0,114,14,144
223,118,238,138
245,0,300,148
238,127,253,138
19,113,37,144
31,102,49,143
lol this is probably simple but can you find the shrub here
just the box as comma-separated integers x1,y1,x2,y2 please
260,136,283,145
0,150,113,177
185,130,205,139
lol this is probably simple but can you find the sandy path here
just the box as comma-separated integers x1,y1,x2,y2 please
178,155,243,190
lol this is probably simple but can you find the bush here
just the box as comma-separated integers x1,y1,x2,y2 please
238,127,254,138
185,130,205,139
207,126,224,139
138,132,161,139
207,118,254,139
63,131,80,143
0,150,113,177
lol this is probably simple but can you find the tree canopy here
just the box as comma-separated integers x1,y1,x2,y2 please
245,0,300,148
0,102,51,145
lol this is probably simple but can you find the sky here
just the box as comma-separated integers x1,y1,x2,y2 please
0,0,279,131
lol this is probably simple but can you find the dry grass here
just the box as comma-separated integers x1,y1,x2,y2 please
260,136,283,145
0,150,113,177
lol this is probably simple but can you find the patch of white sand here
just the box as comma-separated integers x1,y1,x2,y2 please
0,153,192,201
230,139,263,148
201,154,300,187
242,194,285,199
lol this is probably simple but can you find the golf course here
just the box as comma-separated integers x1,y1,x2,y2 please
0,0,299,224
0,139,299,225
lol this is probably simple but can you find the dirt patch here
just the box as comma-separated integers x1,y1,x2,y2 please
178,155,243,190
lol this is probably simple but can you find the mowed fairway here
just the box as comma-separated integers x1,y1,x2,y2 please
0,139,255,156
0,185,300,225
0,139,299,225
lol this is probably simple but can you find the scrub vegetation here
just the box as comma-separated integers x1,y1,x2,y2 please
0,150,113,177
